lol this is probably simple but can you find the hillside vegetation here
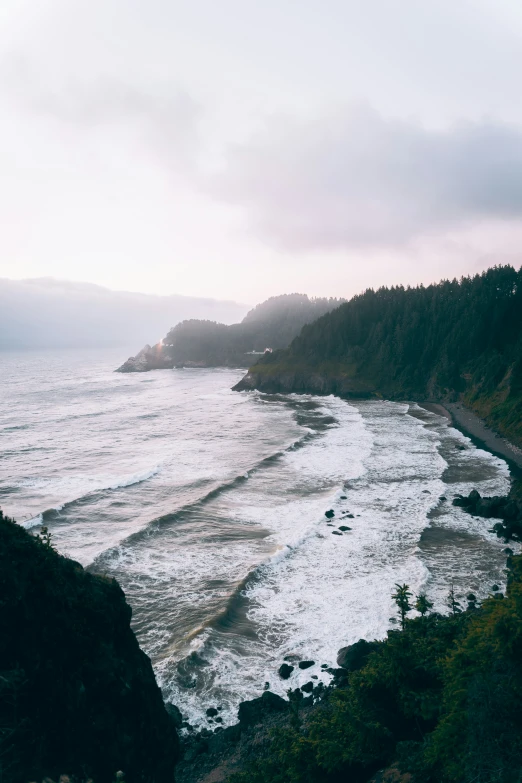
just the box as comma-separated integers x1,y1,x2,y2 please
237,266,522,446
224,554,522,783
117,294,342,371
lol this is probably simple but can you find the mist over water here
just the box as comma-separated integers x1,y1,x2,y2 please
0,351,512,728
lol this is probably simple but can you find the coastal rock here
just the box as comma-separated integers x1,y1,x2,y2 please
301,681,314,693
337,638,380,671
298,660,315,670
278,663,294,679
116,344,173,373
237,691,288,727
206,707,219,718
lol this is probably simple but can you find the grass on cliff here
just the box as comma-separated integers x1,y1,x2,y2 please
228,555,522,783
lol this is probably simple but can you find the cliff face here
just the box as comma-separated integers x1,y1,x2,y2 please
0,511,179,783
232,365,378,398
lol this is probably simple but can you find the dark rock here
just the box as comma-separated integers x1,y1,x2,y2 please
325,509,335,518
301,681,314,693
439,496,447,501
337,638,380,671
207,723,241,753
206,707,219,717
0,509,179,783
338,526,351,531
298,660,315,670
340,495,347,500
345,513,354,518
184,740,208,762
215,717,223,723
166,702,183,729
278,663,294,679
311,675,318,679
238,691,288,727
332,530,342,535
263,681,270,690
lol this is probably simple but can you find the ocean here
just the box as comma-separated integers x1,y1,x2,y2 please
0,349,513,729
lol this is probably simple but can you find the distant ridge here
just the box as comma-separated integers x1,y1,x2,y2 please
117,293,344,372
0,277,249,349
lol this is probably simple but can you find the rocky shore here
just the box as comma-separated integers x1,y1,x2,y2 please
116,344,174,372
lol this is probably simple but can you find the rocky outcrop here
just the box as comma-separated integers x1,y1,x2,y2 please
116,344,174,373
0,510,180,783
337,639,380,670
453,485,522,542
232,367,376,397
237,691,289,727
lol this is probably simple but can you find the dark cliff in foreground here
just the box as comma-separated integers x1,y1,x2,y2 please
117,294,343,372
0,510,179,783
234,266,522,447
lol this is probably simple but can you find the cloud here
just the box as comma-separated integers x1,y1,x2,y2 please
1,58,201,174
208,105,522,249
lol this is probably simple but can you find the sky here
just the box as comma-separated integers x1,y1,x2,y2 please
2,0,522,303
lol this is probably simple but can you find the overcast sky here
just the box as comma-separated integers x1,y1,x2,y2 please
2,0,522,302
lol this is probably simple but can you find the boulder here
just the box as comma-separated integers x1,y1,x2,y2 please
325,509,335,519
298,660,315,670
332,530,342,535
278,663,294,679
206,707,219,717
166,702,183,729
339,526,351,531
337,638,379,671
238,691,288,727
301,681,314,693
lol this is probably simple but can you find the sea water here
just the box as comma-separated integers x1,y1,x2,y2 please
0,350,512,728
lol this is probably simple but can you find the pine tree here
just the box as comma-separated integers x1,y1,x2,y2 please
415,593,433,617
392,583,413,629
446,583,462,615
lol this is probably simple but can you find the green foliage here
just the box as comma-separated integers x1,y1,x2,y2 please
36,525,54,550
446,584,462,615
227,554,522,783
415,593,433,617
162,294,342,367
392,584,413,629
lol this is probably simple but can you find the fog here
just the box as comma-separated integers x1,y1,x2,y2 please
0,278,248,350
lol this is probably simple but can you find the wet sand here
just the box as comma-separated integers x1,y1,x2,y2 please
420,401,522,474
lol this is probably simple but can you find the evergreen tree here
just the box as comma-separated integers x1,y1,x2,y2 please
392,583,413,629
415,593,433,617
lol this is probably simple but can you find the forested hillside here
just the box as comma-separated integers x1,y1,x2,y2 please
224,553,522,783
236,266,522,445
117,294,342,371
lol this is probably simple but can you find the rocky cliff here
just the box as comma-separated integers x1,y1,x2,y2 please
0,510,180,783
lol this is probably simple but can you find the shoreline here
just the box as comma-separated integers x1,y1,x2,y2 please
419,401,522,476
